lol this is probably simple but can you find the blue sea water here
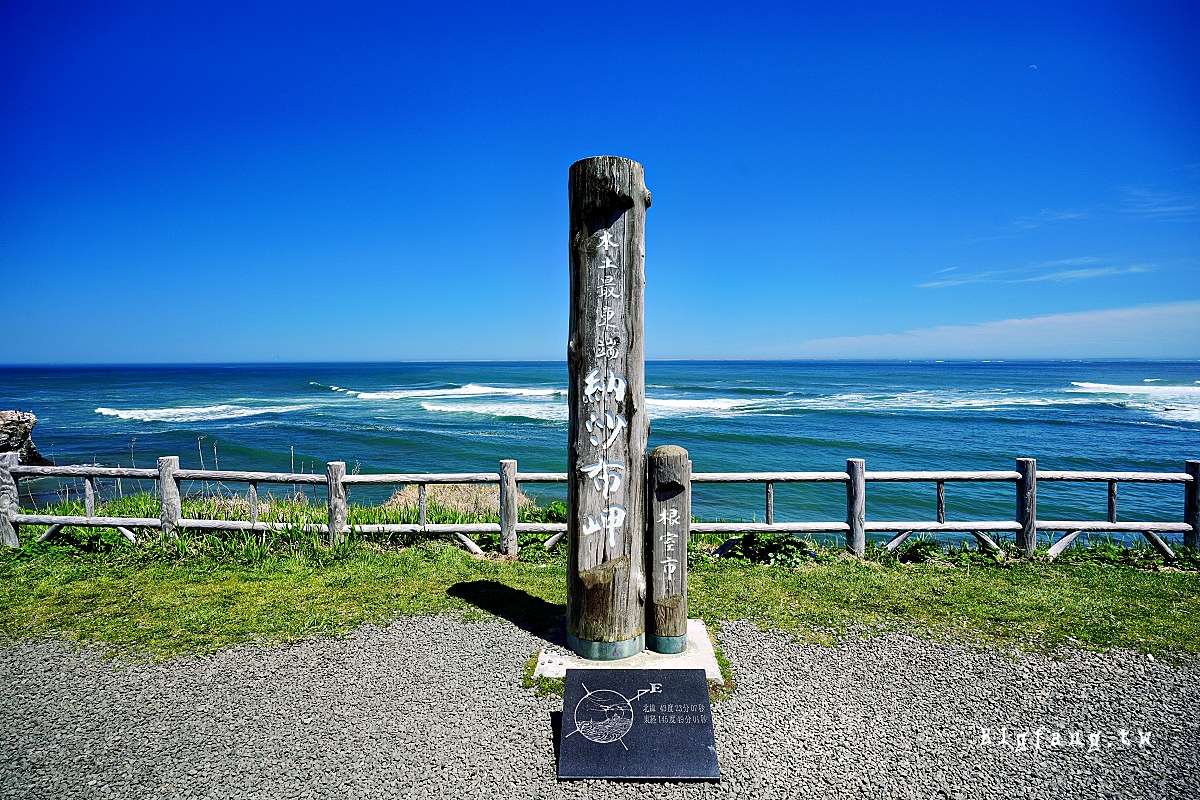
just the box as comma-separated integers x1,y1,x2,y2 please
2,360,1197,543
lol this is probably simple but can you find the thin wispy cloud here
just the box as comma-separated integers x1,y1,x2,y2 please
952,207,1091,245
1015,264,1153,283
918,258,1152,289
1122,188,1198,219
1010,208,1089,231
784,301,1200,359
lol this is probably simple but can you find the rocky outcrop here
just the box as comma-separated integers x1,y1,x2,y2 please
0,411,53,466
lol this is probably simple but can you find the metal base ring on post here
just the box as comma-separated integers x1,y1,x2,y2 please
646,633,688,655
566,631,645,661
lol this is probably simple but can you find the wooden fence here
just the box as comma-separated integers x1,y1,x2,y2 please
1,452,1197,560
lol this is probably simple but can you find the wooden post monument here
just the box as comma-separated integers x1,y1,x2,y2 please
566,156,651,659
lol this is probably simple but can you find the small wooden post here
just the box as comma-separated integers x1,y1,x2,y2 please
936,481,946,524
500,459,519,557
0,453,19,547
1185,460,1199,552
647,445,690,654
158,456,181,538
85,477,96,518
846,458,865,556
418,483,427,528
248,481,259,530
1016,457,1037,558
1107,480,1118,524
765,481,774,525
327,461,347,545
566,155,650,660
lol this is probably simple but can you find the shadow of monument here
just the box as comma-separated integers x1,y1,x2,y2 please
446,580,567,646
550,711,563,762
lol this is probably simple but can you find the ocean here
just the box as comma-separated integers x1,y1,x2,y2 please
3,360,1197,544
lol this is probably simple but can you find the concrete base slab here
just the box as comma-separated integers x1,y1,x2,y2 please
532,619,722,681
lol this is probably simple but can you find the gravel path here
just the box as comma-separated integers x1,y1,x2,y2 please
2,616,1197,799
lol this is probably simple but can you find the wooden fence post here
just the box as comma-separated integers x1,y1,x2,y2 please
1016,457,1037,558
327,461,347,546
248,482,258,531
647,445,690,654
0,453,19,547
566,155,650,660
846,458,865,556
85,477,96,518
158,456,181,538
1186,460,1199,552
500,459,518,557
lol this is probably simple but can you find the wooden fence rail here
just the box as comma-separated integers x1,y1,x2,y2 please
2,455,1197,560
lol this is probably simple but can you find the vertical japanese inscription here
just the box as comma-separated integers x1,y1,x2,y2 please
647,444,690,651
567,156,650,656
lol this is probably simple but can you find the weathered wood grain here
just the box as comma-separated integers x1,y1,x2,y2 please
1035,520,1191,533
37,524,63,544
17,514,160,528
1046,529,1082,560
500,459,518,557
175,469,326,484
690,522,851,534
865,471,1021,482
1187,461,1199,551
515,472,569,483
863,520,1021,532
566,156,650,657
1037,470,1192,482
884,530,914,552
0,453,18,547
647,445,690,652
11,465,156,479
158,456,181,539
1142,530,1175,559
971,531,1003,553
248,482,258,529
454,532,485,557
1016,458,1037,558
846,458,865,556
341,472,498,485
327,461,347,546
692,471,849,483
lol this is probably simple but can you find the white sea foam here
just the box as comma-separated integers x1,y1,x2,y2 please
310,382,354,394
420,401,568,422
95,404,312,423
755,390,1090,414
1068,381,1200,397
323,383,565,401
1066,382,1200,423
646,397,742,413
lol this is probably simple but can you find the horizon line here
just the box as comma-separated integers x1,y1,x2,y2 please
2,357,1199,369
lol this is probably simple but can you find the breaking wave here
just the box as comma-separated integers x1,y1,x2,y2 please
1067,382,1200,423
311,382,565,401
420,401,568,422
95,404,312,423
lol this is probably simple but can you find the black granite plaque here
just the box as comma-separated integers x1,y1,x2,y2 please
557,668,719,781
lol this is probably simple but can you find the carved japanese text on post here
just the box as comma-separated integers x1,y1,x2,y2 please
567,156,650,654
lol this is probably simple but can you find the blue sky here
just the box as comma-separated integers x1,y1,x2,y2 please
2,0,1197,363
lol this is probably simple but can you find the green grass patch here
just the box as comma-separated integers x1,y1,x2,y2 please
522,652,566,697
2,495,1197,665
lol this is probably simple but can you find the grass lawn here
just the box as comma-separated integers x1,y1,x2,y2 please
2,530,1197,662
